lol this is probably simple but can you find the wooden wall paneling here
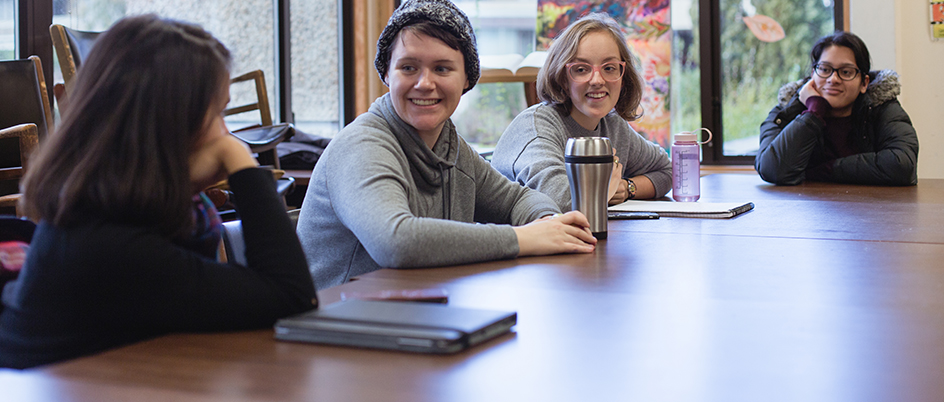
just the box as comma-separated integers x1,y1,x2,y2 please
353,0,394,116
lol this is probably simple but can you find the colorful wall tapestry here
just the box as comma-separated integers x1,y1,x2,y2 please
537,0,672,147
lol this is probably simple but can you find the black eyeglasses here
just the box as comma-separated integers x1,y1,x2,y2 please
813,63,860,81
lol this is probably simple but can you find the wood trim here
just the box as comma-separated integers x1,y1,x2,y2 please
700,165,757,176
843,0,850,31
353,0,395,116
30,56,54,135
18,0,54,108
284,169,311,186
353,0,368,114
49,25,76,89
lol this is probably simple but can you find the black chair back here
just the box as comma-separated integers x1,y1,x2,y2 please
0,57,53,142
0,57,52,197
64,28,101,70
50,24,102,90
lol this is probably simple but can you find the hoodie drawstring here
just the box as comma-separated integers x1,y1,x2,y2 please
438,162,452,220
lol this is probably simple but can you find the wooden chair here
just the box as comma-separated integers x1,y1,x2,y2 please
48,25,294,204
225,69,295,169
50,24,293,169
0,56,53,217
49,24,102,95
0,125,40,216
0,56,54,140
220,209,301,265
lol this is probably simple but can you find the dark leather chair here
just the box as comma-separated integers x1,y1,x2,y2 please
0,124,39,216
49,25,295,201
0,56,53,216
50,24,102,94
51,25,292,167
0,56,54,141
225,69,295,169
221,209,301,265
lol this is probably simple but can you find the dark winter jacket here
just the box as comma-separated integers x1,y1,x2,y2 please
754,70,918,185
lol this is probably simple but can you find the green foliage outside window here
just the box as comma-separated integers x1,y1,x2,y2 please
719,0,833,145
453,82,527,151
672,0,833,155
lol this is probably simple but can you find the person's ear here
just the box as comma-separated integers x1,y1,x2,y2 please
859,74,870,94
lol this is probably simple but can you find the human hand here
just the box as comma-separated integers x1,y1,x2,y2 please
798,78,822,106
189,117,258,192
607,151,624,202
513,210,596,257
609,179,629,205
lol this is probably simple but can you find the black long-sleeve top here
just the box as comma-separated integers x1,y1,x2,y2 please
0,168,316,369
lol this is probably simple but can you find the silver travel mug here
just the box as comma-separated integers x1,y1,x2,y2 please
565,137,613,239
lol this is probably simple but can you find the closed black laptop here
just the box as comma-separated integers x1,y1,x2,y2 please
274,299,517,354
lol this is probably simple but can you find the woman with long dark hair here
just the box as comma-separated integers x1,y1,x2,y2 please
0,15,315,369
755,31,918,185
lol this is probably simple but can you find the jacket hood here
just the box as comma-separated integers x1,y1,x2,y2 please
371,93,458,187
777,69,901,109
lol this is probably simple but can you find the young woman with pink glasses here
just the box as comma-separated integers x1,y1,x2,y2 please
491,13,672,211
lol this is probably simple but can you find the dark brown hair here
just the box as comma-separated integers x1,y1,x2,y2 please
386,21,468,88
20,15,231,238
810,31,873,139
536,13,644,121
810,31,872,81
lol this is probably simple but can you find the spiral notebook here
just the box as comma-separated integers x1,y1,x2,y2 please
608,200,754,219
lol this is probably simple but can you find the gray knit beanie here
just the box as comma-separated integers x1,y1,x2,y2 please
375,0,480,94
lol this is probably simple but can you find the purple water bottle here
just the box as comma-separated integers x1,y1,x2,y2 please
671,128,712,202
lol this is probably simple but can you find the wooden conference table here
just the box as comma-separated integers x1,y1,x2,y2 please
2,173,944,401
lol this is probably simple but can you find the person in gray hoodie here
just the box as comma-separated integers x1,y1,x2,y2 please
297,0,597,290
755,31,918,185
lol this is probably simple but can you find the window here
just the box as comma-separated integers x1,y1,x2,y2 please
703,0,838,162
452,0,838,163
53,0,279,130
1,0,13,60
291,0,340,137
450,0,536,153
670,0,701,142
49,0,341,138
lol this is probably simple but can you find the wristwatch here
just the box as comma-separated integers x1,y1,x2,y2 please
626,179,637,200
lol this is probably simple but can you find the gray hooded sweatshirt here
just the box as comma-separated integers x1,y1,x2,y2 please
297,94,560,289
490,103,672,211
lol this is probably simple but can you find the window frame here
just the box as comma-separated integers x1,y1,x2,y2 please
15,0,353,131
16,0,53,105
699,0,846,165
17,0,849,157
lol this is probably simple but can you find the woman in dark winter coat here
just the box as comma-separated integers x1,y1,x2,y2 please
754,31,918,186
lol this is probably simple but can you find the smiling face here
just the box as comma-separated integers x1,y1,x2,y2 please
567,31,623,131
385,29,468,148
812,45,869,117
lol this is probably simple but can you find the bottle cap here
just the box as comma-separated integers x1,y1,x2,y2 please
674,128,712,144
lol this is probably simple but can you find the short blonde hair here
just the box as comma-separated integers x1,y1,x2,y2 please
536,13,643,121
